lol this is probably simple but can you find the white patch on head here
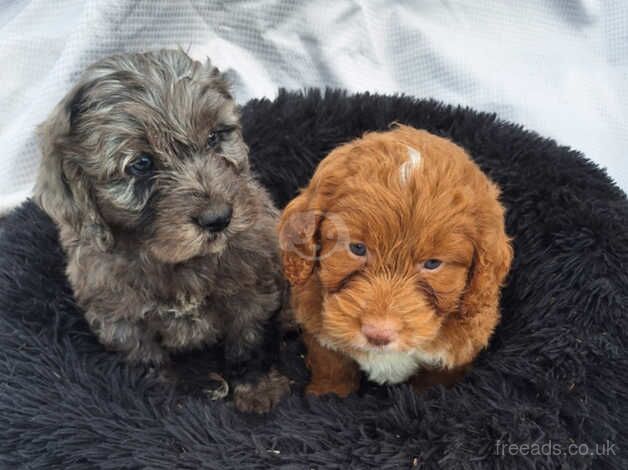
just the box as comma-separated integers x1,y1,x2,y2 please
399,146,422,184
352,348,445,385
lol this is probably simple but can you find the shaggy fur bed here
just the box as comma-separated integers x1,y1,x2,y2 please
1,90,626,469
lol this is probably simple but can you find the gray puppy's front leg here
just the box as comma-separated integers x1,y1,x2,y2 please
223,303,290,413
84,311,170,366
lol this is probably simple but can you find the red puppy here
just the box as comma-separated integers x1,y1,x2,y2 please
279,125,513,396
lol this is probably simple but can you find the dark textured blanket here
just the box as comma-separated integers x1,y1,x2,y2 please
1,90,626,469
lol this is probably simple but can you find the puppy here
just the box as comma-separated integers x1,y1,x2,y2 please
34,50,289,412
279,125,513,396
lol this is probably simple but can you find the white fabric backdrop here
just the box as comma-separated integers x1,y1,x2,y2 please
0,0,626,212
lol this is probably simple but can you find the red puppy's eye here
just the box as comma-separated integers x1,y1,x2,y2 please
349,242,367,257
423,259,442,270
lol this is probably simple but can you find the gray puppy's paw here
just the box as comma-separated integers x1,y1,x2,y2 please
204,372,230,400
233,369,291,414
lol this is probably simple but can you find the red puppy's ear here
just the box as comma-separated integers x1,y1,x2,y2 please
461,184,513,320
278,192,322,286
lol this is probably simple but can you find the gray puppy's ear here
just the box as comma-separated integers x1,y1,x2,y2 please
201,57,233,100
33,84,113,252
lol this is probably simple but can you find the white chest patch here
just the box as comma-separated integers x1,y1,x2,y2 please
352,349,445,385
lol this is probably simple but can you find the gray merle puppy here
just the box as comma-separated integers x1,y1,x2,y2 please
33,49,289,413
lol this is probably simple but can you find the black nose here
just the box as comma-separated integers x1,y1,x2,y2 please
195,206,232,233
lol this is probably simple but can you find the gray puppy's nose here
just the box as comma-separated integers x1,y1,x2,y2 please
195,205,233,233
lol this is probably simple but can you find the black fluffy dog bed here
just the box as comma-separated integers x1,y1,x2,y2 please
1,90,626,469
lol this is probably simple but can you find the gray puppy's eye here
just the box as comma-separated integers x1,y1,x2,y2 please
207,131,219,148
208,125,238,150
126,153,154,176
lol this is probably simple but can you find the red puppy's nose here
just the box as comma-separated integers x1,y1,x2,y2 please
361,323,398,347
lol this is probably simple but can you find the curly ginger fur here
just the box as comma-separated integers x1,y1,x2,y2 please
279,125,513,396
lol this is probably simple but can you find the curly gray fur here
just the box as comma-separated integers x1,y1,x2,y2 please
33,49,288,412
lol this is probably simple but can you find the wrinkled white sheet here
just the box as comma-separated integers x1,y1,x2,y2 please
0,0,626,211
